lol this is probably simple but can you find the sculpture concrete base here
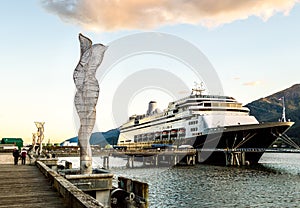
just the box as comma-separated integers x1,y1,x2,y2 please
80,158,92,174
66,173,113,208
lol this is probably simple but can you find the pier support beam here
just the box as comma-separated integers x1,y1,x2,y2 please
225,151,230,166
155,155,158,166
224,150,247,166
186,155,196,165
174,155,177,166
234,153,240,166
103,156,109,169
196,149,203,163
241,152,246,166
143,157,146,166
126,156,135,168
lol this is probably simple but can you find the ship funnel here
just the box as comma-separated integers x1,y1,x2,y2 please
147,101,157,115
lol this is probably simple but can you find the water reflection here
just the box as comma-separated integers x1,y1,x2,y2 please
59,153,300,207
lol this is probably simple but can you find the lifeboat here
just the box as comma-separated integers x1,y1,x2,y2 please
162,130,169,138
170,129,178,136
154,132,161,139
178,128,186,135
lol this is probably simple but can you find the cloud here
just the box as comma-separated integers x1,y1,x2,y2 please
243,81,261,86
40,0,299,31
177,90,190,95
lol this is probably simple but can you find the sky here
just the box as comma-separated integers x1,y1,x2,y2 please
1,0,300,143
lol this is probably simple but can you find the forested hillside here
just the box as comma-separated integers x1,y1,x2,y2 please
246,84,300,143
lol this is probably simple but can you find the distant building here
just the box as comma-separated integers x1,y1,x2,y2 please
1,138,23,150
60,137,78,146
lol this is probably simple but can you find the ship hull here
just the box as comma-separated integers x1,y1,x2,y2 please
183,122,294,165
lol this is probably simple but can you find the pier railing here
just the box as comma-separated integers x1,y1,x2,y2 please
36,160,104,208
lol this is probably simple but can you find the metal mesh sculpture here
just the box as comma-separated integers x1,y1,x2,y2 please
32,133,37,150
34,122,45,155
74,34,106,174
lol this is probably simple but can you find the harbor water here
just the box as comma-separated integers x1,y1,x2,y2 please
59,153,300,207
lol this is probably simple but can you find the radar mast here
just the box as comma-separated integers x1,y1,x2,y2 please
279,97,286,122
191,82,205,96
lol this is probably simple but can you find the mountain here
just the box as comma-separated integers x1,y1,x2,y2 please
89,129,120,147
61,128,120,147
245,84,300,142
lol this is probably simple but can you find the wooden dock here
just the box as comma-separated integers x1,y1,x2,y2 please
0,164,66,208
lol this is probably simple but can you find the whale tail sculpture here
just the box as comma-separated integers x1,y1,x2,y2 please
74,34,107,174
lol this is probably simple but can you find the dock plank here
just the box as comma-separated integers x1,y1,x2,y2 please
0,164,66,208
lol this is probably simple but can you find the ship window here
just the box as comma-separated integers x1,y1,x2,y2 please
188,121,198,125
191,127,198,132
204,103,211,107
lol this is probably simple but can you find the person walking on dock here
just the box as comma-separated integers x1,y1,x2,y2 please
20,148,27,165
12,148,19,165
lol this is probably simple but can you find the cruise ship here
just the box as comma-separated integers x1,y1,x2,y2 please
117,86,294,165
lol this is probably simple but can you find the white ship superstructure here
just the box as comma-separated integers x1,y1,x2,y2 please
119,88,258,146
117,87,294,165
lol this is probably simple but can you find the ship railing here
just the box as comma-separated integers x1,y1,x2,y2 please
120,148,197,155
